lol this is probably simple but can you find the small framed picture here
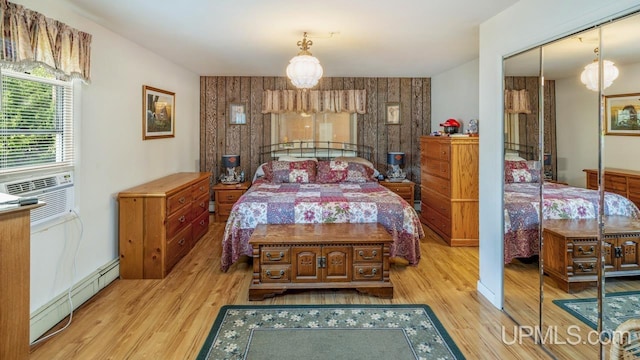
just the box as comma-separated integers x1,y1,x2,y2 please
229,103,247,125
143,85,175,140
605,93,640,136
386,102,400,124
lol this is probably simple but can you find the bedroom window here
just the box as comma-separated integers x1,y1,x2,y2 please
271,112,357,147
0,69,74,174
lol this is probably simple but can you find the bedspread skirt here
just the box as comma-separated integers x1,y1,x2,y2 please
220,181,424,271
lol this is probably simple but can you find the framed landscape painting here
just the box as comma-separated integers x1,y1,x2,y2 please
605,93,640,136
143,85,175,140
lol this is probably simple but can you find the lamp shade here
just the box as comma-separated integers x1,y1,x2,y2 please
387,152,405,166
580,59,619,91
543,153,552,166
222,155,240,168
286,54,323,89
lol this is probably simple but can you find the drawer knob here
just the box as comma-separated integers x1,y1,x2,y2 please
179,197,186,204
577,263,594,272
358,250,378,260
577,246,595,255
178,238,186,246
266,269,285,279
358,268,378,278
178,215,186,223
199,202,206,208
199,219,206,226
266,251,285,261
226,195,234,200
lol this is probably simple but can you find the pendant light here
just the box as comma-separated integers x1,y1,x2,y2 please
286,32,323,89
580,47,619,91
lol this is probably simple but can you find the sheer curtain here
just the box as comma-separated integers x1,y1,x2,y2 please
0,0,92,82
262,89,367,114
504,89,532,146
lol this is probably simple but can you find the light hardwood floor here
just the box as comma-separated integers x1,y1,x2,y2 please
30,216,550,359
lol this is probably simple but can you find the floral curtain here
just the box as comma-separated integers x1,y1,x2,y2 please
262,89,367,114
0,0,92,82
504,89,531,114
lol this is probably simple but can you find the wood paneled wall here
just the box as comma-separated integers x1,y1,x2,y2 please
504,77,556,179
199,76,431,200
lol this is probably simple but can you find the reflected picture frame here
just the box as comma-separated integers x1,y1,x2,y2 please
386,102,400,124
142,85,175,140
229,103,247,125
605,93,640,136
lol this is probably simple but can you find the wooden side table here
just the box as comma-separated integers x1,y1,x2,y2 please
213,181,250,222
378,179,415,207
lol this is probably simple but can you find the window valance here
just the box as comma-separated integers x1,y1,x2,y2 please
0,0,92,82
262,89,367,114
504,89,531,114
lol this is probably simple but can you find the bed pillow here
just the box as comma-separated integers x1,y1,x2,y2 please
263,160,317,183
505,160,540,183
277,156,318,162
316,160,376,183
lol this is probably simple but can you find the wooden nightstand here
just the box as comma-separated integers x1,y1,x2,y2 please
378,179,415,207
213,181,250,222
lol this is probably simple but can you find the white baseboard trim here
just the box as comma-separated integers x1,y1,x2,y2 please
29,259,120,343
477,280,502,309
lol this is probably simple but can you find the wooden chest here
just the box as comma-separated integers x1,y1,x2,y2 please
248,223,393,300
118,172,211,279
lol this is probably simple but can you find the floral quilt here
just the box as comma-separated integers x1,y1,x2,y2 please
220,180,424,271
504,182,640,263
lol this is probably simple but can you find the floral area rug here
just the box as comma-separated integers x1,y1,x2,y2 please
196,304,465,360
553,290,640,334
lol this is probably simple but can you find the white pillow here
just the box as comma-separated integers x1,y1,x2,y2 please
333,156,380,178
504,153,526,161
253,163,266,182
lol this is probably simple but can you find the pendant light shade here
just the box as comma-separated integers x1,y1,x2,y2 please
580,48,619,91
286,32,323,89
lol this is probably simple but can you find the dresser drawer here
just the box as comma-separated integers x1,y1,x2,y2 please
216,190,245,204
191,178,209,199
571,243,598,259
166,204,192,238
191,210,210,241
167,187,192,215
192,192,209,218
352,264,383,281
423,173,450,197
424,140,450,161
353,245,382,263
424,159,449,179
166,225,193,272
422,190,451,219
422,205,451,237
260,247,291,264
260,265,291,283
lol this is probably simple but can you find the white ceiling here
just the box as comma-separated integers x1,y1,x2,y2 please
65,0,519,77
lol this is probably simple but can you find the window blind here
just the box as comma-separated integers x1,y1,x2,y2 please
0,70,74,174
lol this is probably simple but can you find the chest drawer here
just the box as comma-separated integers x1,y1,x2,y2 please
166,225,193,272
423,173,450,197
352,264,383,281
167,187,192,215
422,190,451,218
353,245,382,263
192,210,210,242
216,190,245,204
191,192,209,218
571,243,598,259
166,204,192,238
424,141,450,161
260,247,291,264
260,265,291,283
422,205,451,237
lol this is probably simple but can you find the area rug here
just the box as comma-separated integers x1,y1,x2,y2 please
553,290,640,333
196,304,465,360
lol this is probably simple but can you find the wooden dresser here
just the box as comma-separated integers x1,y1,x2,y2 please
118,172,211,279
420,136,479,246
248,223,393,300
543,216,640,292
584,168,640,209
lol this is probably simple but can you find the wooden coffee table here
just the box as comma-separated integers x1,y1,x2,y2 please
248,223,394,300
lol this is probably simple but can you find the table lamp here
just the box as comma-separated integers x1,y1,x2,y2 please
386,152,406,182
220,155,240,184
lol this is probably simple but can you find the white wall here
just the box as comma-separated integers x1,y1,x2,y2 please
478,0,640,308
8,1,201,313
431,58,479,133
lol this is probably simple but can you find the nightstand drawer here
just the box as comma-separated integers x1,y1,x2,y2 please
383,184,412,198
216,203,235,217
217,190,245,204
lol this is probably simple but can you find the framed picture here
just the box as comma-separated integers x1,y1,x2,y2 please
229,103,247,125
386,102,400,124
605,93,640,136
143,85,175,140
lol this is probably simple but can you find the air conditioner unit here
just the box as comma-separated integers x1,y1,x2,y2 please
0,171,74,226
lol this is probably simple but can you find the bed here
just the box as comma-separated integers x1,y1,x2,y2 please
220,148,424,272
503,150,640,264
